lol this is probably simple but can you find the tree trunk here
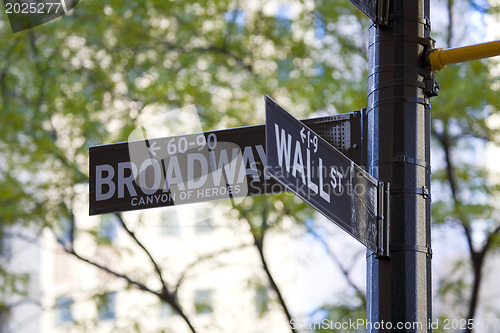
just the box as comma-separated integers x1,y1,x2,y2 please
465,251,485,333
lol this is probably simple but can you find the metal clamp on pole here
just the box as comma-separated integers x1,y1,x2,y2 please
376,181,390,258
390,185,432,201
429,39,500,71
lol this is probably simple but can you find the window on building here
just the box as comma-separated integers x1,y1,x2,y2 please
195,218,213,233
98,292,116,321
255,286,269,316
100,214,118,242
55,296,73,325
195,209,213,233
161,210,179,236
194,289,213,315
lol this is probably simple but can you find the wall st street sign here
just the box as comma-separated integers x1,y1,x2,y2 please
89,113,363,216
265,96,388,255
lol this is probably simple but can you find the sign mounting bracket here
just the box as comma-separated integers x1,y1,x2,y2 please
376,181,390,257
376,0,390,26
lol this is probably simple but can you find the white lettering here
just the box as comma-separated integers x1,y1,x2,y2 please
274,123,292,172
138,159,162,195
226,148,241,184
118,162,137,198
241,146,259,181
255,144,270,180
209,148,240,185
187,153,208,189
330,167,343,190
318,158,330,202
292,140,306,184
96,165,115,201
164,156,185,191
306,148,318,194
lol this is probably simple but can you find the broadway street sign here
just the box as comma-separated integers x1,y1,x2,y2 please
89,113,363,216
265,96,388,255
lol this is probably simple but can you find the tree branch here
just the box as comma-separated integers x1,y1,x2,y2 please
303,224,366,307
447,0,454,47
484,224,500,253
67,246,161,296
249,204,296,333
433,122,499,330
0,38,20,102
113,213,169,295
51,226,198,333
174,243,252,296
433,127,476,255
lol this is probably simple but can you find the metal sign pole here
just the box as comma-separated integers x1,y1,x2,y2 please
366,0,434,331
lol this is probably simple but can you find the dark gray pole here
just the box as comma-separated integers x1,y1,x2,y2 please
366,0,436,331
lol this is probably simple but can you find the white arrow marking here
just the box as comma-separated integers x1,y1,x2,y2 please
300,127,306,143
148,141,161,156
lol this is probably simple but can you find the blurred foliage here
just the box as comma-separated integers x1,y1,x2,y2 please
0,0,500,331
0,0,369,330
309,301,366,332
0,0,369,233
430,0,500,326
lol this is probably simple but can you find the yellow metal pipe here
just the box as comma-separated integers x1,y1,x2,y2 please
429,39,500,71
